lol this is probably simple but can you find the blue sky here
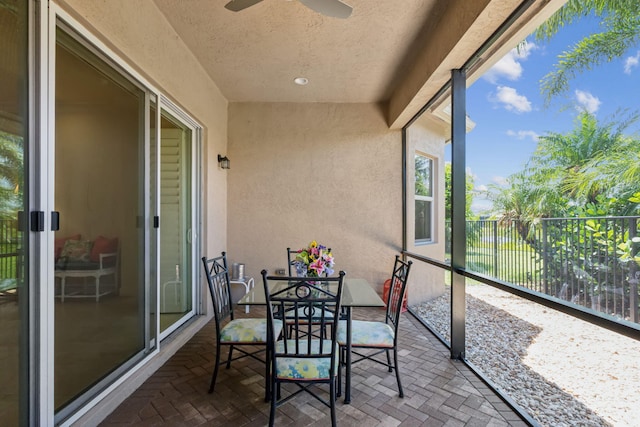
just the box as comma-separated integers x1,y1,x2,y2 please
462,15,640,213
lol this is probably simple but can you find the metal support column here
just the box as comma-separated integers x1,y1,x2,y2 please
450,69,466,359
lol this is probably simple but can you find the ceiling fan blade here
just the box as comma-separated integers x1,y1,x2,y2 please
299,0,352,19
224,0,264,12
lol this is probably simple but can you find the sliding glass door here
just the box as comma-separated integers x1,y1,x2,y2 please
159,108,194,335
0,6,204,422
54,26,149,416
0,1,28,425
51,16,201,419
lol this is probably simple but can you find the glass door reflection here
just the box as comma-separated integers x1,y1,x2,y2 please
54,28,147,413
0,1,28,425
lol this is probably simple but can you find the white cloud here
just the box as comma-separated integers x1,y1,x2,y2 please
506,129,539,141
484,42,537,83
466,166,477,180
517,41,538,58
624,51,640,74
471,197,493,215
575,90,601,114
484,52,523,83
494,86,532,113
476,184,488,192
492,176,508,186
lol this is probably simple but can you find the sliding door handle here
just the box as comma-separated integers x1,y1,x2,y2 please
51,211,60,231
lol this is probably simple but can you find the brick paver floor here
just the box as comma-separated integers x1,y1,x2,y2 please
101,307,528,426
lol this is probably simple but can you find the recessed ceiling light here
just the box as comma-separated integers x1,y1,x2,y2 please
294,77,309,86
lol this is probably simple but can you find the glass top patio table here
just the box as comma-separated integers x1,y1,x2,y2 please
238,276,384,404
237,277,384,308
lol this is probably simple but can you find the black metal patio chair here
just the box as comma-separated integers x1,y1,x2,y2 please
261,270,345,427
337,255,412,398
202,252,282,400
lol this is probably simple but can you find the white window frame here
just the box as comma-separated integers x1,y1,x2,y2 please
414,152,434,244
158,96,202,341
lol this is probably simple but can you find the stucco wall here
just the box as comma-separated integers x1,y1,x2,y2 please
227,102,403,294
405,114,448,303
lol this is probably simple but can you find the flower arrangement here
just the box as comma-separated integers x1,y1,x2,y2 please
294,240,335,277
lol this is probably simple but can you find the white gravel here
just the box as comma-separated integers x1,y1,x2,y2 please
412,284,640,427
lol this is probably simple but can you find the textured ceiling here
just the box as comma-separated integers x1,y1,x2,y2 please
150,0,557,127
152,0,443,103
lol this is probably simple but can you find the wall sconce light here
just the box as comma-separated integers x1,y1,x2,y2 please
218,155,230,170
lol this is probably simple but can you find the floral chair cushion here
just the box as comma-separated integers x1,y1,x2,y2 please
220,318,283,344
274,339,338,380
337,320,395,348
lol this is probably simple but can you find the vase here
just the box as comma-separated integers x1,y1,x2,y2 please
295,263,308,277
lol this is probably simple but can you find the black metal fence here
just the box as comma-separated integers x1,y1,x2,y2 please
447,217,640,323
0,219,19,282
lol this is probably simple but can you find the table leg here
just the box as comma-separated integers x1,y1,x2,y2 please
245,278,254,313
345,306,352,404
231,278,254,313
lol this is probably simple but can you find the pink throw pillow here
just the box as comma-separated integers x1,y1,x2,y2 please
90,236,119,262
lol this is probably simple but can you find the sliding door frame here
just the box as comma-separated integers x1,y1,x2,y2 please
158,96,202,341
38,4,202,425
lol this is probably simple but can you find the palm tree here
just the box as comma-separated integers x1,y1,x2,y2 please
490,111,639,224
535,0,640,102
0,130,23,220
569,145,640,215
529,111,639,209
488,170,567,242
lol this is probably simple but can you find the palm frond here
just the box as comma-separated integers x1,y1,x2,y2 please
541,18,640,101
536,0,640,101
535,0,640,42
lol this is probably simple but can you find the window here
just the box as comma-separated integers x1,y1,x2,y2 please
415,154,433,243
